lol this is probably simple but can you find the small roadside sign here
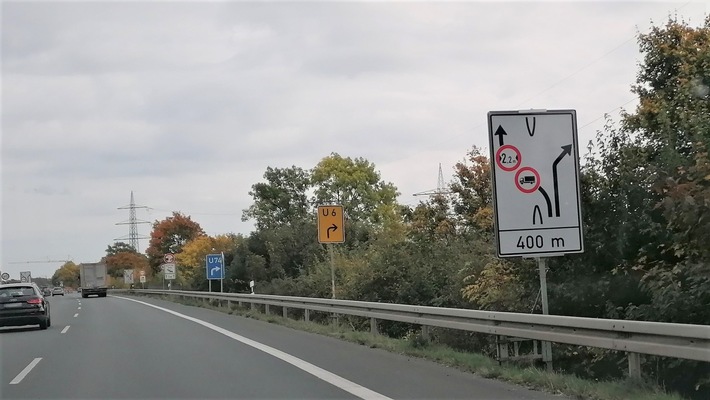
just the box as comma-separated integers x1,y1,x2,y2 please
140,275,146,283
317,205,345,243
124,270,134,284
206,254,224,280
0,272,9,281
20,271,32,283
163,253,175,264
162,263,176,280
488,109,584,257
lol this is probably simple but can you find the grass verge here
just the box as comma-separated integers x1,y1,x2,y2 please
137,293,685,400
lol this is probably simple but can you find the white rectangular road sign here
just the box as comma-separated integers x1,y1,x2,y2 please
123,270,134,284
488,110,584,257
20,271,32,283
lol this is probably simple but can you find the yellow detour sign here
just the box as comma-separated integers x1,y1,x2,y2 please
317,205,345,243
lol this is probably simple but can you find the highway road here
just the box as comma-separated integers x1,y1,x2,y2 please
1,293,565,399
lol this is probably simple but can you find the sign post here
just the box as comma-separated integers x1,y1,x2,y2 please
317,205,345,299
488,109,584,371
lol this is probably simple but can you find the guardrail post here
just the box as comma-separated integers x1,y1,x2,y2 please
305,309,310,322
628,352,641,379
251,302,255,311
227,300,231,310
283,306,288,318
496,336,509,362
265,304,270,315
238,300,243,308
421,325,430,341
370,317,378,335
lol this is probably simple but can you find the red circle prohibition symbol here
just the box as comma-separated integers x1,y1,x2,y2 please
514,167,541,194
495,145,522,172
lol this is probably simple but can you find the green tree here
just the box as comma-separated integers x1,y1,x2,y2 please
242,166,312,230
311,153,399,226
106,242,137,256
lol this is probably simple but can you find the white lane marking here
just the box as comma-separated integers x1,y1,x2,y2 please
10,358,42,384
78,307,82,310
115,296,392,400
61,326,70,334
73,313,79,317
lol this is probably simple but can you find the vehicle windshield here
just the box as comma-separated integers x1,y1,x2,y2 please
0,287,34,298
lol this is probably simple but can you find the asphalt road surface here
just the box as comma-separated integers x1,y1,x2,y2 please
1,293,566,399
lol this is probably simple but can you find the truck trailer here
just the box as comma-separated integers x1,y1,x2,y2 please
79,262,108,298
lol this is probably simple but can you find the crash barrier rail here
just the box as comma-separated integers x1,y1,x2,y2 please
120,289,710,378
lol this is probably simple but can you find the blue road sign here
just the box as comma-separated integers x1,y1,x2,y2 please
206,253,225,280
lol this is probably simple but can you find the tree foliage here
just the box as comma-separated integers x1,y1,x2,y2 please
52,261,80,288
146,212,205,274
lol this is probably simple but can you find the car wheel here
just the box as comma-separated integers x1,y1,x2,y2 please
39,319,48,330
47,316,51,327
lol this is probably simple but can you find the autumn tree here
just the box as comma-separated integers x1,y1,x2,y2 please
104,242,149,279
52,261,80,288
176,234,238,289
145,212,205,274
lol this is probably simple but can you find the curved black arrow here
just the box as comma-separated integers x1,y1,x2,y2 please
326,224,338,239
526,117,536,137
533,205,543,225
537,187,553,217
552,144,573,217
493,125,507,147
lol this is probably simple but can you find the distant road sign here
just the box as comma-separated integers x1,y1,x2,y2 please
20,271,32,283
488,110,584,257
0,272,9,280
163,254,175,264
124,270,134,284
139,270,146,277
140,275,146,283
206,254,224,280
317,205,345,243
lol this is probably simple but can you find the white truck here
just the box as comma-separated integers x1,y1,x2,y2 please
79,262,108,298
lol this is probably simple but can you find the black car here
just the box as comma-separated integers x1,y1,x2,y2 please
0,283,51,330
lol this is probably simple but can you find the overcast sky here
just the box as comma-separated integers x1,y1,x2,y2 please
1,1,707,279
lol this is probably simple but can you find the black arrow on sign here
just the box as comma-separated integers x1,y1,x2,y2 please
552,144,573,217
493,125,507,147
537,187,553,217
326,224,338,239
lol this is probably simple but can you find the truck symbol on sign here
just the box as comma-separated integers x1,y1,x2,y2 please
519,176,536,185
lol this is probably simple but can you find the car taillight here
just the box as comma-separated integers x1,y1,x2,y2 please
27,298,42,304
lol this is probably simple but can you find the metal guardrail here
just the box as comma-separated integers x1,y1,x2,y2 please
123,289,710,377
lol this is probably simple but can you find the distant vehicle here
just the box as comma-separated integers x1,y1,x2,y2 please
42,287,52,297
0,283,51,330
80,262,108,298
52,287,64,296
